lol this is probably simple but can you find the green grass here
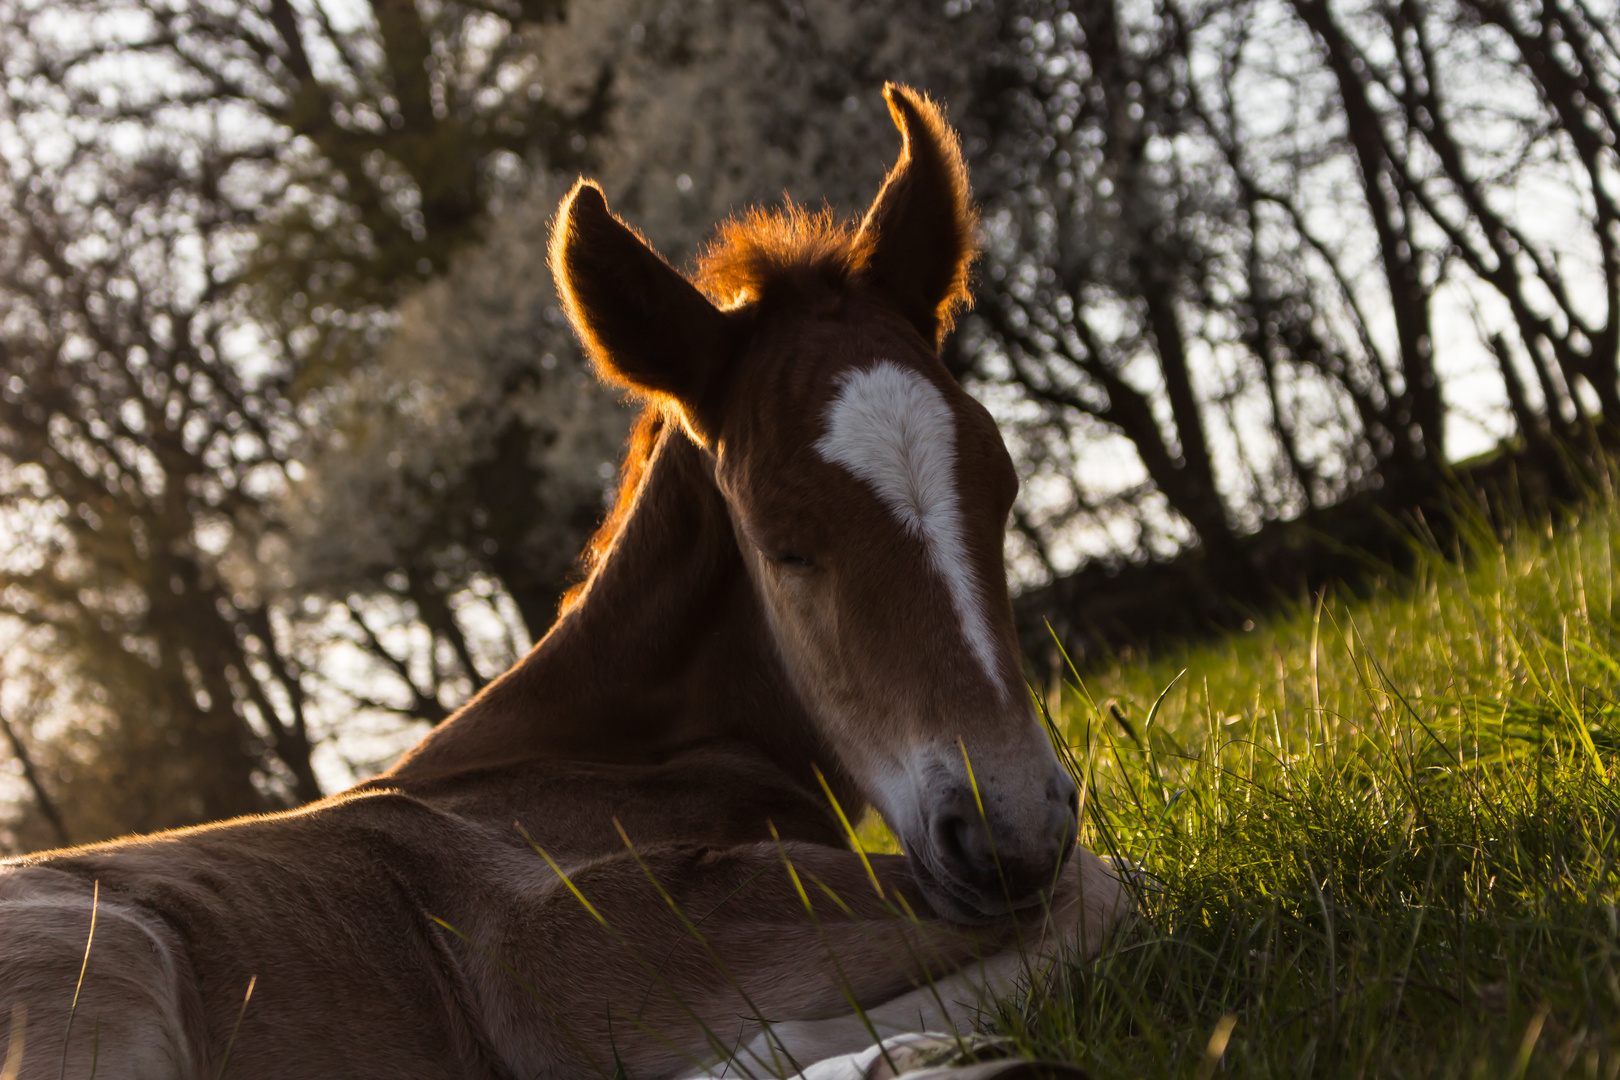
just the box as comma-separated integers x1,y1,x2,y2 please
498,488,1619,1079
980,502,1620,1078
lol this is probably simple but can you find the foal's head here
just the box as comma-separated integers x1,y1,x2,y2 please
551,85,1077,922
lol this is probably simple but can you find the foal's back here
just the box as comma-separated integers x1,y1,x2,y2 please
0,743,844,1079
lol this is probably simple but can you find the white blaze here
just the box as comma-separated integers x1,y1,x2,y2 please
815,361,1003,693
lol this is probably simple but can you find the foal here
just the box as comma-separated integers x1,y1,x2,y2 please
0,85,1124,1079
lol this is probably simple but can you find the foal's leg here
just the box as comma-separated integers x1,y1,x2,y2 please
684,846,1127,1080
471,840,1125,1080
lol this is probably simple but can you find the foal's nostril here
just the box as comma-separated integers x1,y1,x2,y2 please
931,810,1000,885
932,813,963,864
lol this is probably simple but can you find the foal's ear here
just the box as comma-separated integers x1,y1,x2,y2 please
550,181,733,430
855,84,977,348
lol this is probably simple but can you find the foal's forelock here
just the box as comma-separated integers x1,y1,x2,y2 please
814,361,1007,699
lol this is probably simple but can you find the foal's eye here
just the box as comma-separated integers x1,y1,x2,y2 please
772,552,815,571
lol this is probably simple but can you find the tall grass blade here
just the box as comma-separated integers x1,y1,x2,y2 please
213,975,255,1080
58,879,97,1080
2,1006,24,1080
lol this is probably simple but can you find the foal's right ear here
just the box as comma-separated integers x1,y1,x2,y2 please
550,181,733,428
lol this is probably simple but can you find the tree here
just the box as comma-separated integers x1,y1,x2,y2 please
0,0,607,833
965,0,1620,590
0,122,321,824
284,175,634,717
8,0,606,326
1324,0,1620,469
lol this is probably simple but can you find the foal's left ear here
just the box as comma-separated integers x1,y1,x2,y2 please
854,84,977,348
550,180,734,435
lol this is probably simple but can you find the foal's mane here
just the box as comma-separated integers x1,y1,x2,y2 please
559,405,664,616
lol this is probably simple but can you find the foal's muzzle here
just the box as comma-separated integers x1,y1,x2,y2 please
913,769,1080,921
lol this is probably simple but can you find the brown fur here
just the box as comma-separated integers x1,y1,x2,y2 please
694,203,870,310
693,85,976,342
0,85,1123,1080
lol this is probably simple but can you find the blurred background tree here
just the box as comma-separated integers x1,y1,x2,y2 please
971,0,1616,573
965,0,1618,651
0,0,1614,846
0,0,607,838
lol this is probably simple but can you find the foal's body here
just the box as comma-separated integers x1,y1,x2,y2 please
0,87,1124,1079
8,749,963,1078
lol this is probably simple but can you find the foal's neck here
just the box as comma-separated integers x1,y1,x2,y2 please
386,418,835,797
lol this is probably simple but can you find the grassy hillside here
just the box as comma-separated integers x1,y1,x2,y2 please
984,500,1620,1077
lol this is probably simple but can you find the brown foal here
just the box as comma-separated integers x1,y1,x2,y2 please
0,85,1125,1080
